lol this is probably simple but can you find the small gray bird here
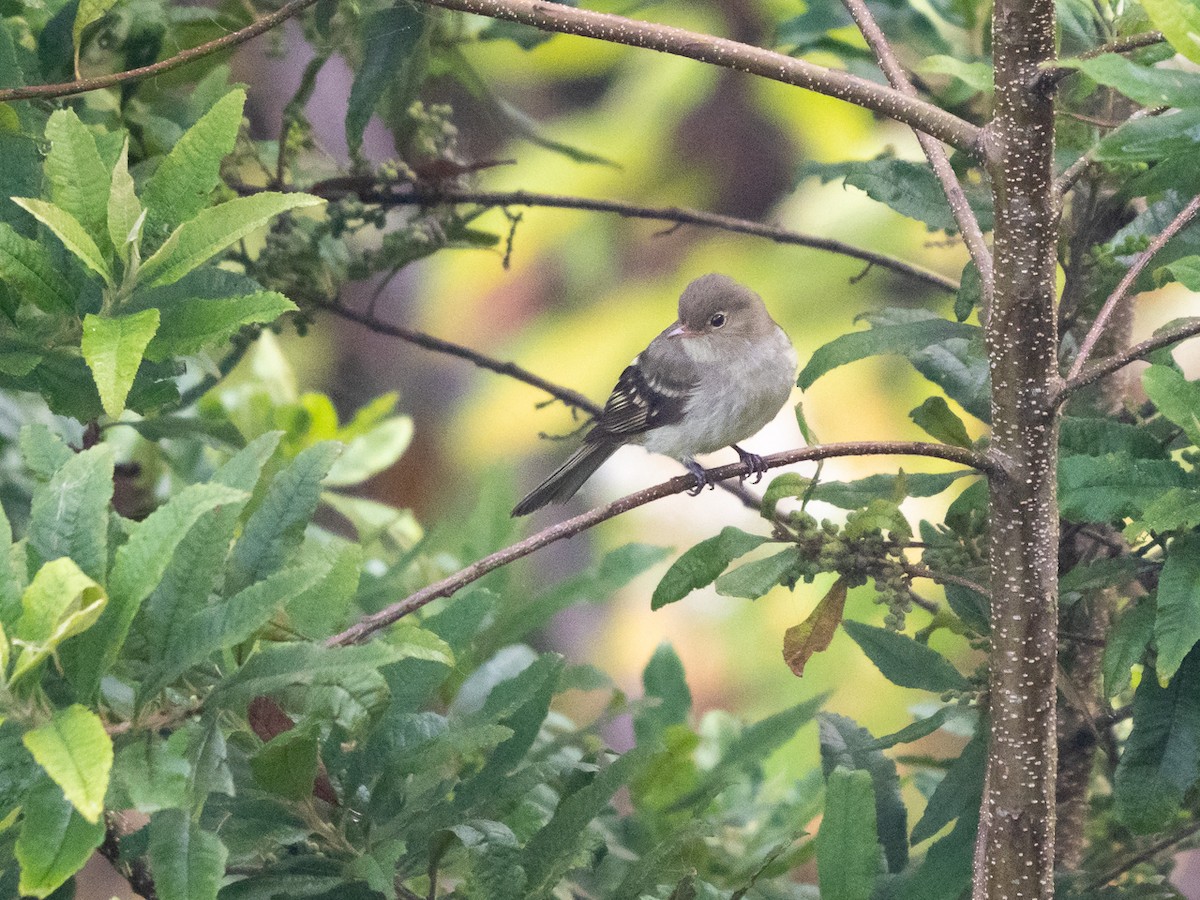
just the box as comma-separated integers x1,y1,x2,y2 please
512,274,797,516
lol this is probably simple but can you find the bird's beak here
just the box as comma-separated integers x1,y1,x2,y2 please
667,323,697,338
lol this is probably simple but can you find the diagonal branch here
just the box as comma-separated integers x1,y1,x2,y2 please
308,295,600,414
1067,193,1200,380
0,0,322,103
406,0,983,154
1037,30,1168,91
328,439,994,646
1055,317,1200,403
308,181,962,293
839,0,994,308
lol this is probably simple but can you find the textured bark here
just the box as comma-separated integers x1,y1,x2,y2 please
974,0,1061,895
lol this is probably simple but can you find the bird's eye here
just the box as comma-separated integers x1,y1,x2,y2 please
709,312,727,328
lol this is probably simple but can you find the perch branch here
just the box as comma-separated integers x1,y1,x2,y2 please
406,0,983,154
328,440,993,646
1055,317,1200,401
840,0,993,306
1067,193,1200,380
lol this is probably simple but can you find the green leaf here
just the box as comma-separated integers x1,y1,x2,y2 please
520,744,653,895
1060,52,1200,107
715,547,801,599
634,643,692,742
866,707,954,750
112,731,192,813
1096,107,1200,162
810,470,974,509
954,260,981,322
42,109,109,240
783,579,848,677
149,808,228,900
909,397,973,448
72,0,121,74
1143,365,1200,445
798,315,980,390
15,780,105,898
1060,416,1169,460
22,705,112,823
9,559,106,685
1161,255,1200,290
11,197,112,284
817,768,881,900
1141,0,1200,64
842,620,968,692
437,821,527,900
212,430,283,491
819,713,908,872
1114,650,1200,832
65,481,247,699
225,441,341,593
897,810,976,900
251,726,319,801
107,140,142,263
651,527,768,609
0,223,75,314
761,472,810,519
345,3,427,154
918,55,993,94
1154,533,1200,683
27,440,112,579
1059,453,1189,522
138,192,325,288
324,415,413,486
145,292,297,361
142,88,247,236
1105,598,1155,697
910,726,986,843
81,309,161,418
803,157,993,233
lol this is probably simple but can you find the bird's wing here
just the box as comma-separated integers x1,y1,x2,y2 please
594,341,699,438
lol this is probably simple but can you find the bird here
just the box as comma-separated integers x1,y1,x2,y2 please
512,273,797,517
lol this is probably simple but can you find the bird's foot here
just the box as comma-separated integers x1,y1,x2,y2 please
733,444,768,484
683,458,712,496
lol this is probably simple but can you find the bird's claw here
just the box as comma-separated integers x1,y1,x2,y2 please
733,445,767,484
683,459,710,496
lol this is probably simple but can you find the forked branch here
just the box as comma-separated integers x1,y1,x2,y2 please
1056,317,1200,402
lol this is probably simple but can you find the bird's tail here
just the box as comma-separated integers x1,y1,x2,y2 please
512,441,619,516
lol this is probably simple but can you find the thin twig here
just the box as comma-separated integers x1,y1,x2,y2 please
1055,151,1096,197
309,296,601,414
406,0,983,154
903,563,991,599
0,0,324,103
1085,818,1200,892
839,0,994,308
244,180,962,293
328,440,994,646
1037,30,1167,90
1058,317,1200,401
1067,193,1200,380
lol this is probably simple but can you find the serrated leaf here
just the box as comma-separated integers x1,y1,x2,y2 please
149,808,228,900
910,726,986,843
22,705,111,823
798,316,980,390
42,109,109,240
783,579,847,677
142,89,246,236
1096,107,1200,162
11,197,111,284
842,621,968,692
1141,0,1200,64
1114,650,1200,832
72,0,121,76
251,726,319,800
1105,598,1155,697
651,527,768,609
26,444,112,581
715,547,801,599
15,780,105,898
1161,255,1200,290
1059,453,1189,522
810,470,973,509
954,260,981,322
81,309,160,417
9,559,106,685
820,713,907,872
145,292,297,362
909,396,973,447
634,643,692,742
107,140,142,263
64,481,247,699
761,472,810,520
1059,53,1200,107
138,193,324,288
345,4,427,154
1154,533,1200,683
0,222,74,314
817,768,881,900
324,415,413,486
112,731,191,813
1144,365,1200,446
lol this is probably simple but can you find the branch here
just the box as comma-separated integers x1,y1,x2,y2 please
0,0,322,103
406,0,983,154
1067,193,1200,380
839,0,994,307
1085,818,1200,892
308,296,601,415
1055,316,1200,402
299,181,961,294
328,440,994,646
1037,30,1167,90
904,563,991,599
